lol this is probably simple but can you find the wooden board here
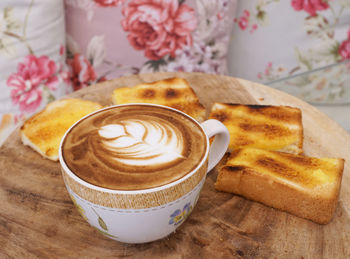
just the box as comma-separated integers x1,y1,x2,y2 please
1,72,349,258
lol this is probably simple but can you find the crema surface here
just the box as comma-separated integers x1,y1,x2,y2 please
62,105,207,190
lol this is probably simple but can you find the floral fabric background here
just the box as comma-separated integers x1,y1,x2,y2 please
64,0,237,91
4,0,349,145
0,0,72,145
229,0,350,104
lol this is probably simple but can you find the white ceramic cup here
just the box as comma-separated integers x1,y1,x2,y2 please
59,104,229,243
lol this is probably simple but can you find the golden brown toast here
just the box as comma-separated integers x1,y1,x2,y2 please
21,98,103,161
209,103,303,154
215,148,344,224
111,77,206,121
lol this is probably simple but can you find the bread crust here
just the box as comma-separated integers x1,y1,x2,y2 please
111,77,206,121
20,98,103,161
215,149,344,224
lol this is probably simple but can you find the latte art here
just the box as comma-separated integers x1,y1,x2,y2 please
98,119,185,167
62,105,207,190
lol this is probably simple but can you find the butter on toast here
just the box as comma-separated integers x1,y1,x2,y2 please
209,103,303,154
21,98,103,161
215,148,344,224
111,77,206,121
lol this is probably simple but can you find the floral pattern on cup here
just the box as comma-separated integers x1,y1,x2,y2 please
70,193,119,239
69,194,88,221
92,207,108,231
91,208,119,239
169,202,193,226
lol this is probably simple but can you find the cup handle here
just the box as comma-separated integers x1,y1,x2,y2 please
201,119,230,173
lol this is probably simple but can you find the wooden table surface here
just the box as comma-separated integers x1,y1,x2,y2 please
1,72,349,258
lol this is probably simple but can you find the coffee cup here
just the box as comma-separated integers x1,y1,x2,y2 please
59,103,229,243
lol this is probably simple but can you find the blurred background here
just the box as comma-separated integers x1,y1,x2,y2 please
227,0,350,132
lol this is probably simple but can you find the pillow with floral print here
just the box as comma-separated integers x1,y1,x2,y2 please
0,0,72,146
228,0,350,104
64,0,237,91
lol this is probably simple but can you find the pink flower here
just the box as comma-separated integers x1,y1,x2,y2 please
60,70,72,85
60,45,65,56
238,16,249,30
291,0,329,16
217,12,224,20
94,0,124,7
121,0,197,60
243,10,250,18
67,53,97,91
235,9,250,31
7,55,58,113
250,24,258,33
265,62,273,75
339,29,350,60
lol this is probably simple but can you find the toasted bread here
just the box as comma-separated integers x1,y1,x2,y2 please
111,77,206,121
215,148,344,224
209,103,303,154
21,98,103,161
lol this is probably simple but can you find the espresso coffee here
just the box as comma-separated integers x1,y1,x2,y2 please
62,105,207,190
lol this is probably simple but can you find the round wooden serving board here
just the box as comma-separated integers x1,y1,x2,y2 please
1,72,350,258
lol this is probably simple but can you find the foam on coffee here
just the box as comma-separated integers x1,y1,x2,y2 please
98,119,185,167
62,105,207,190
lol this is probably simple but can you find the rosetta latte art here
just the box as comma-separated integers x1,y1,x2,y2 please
98,119,185,167
62,105,207,190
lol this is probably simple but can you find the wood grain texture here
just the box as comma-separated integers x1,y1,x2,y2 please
1,72,349,258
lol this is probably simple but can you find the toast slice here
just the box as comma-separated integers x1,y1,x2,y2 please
111,77,206,121
215,148,344,224
21,98,102,161
209,103,303,154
